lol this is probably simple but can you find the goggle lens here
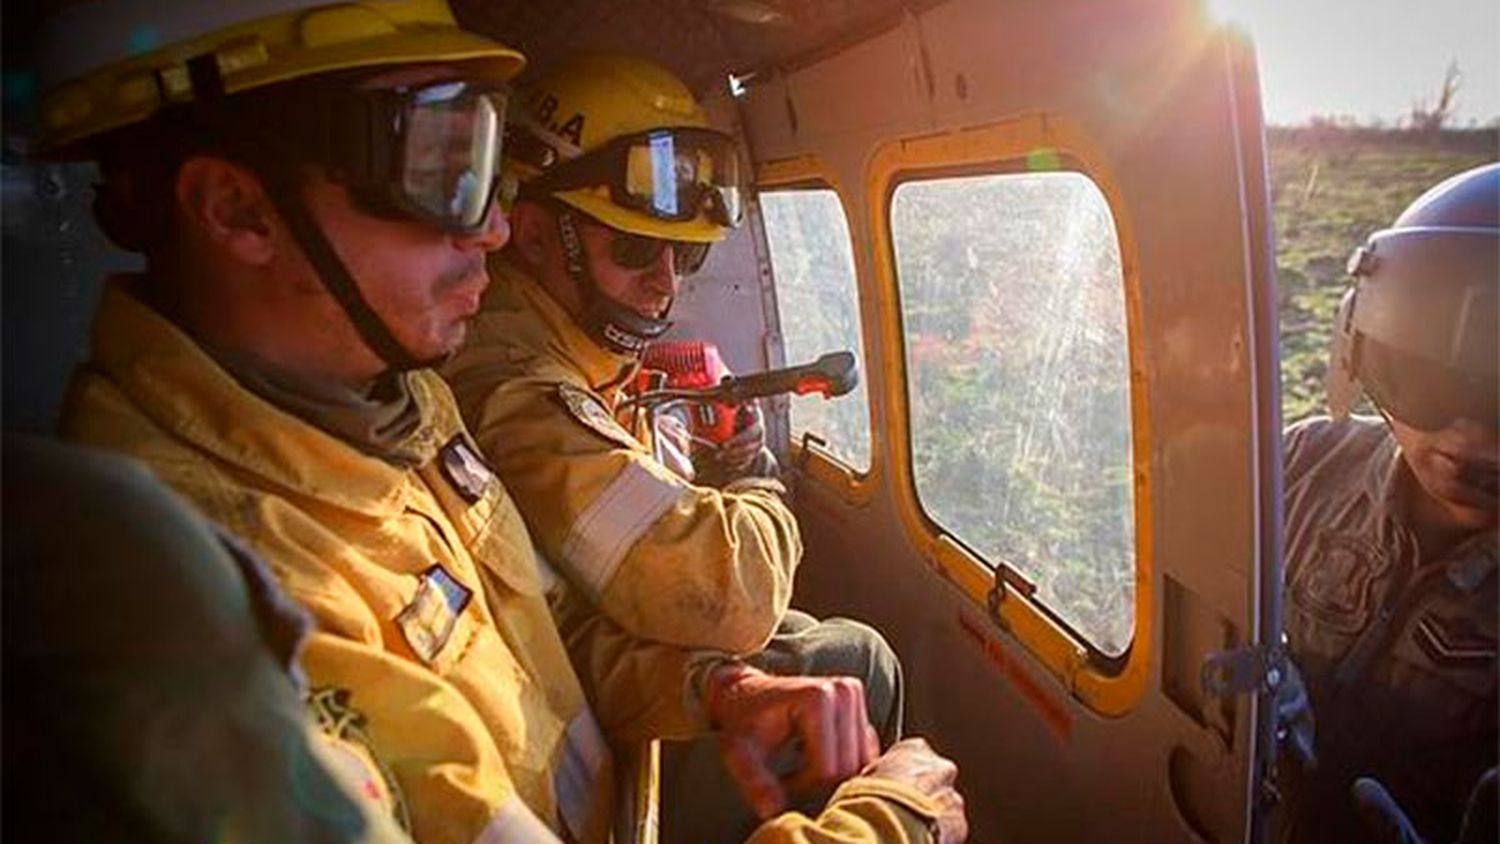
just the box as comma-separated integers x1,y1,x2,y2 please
533,127,744,228
619,131,744,226
1362,339,1499,432
399,82,507,231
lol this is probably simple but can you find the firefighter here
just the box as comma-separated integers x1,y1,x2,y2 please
38,3,964,842
1279,163,1498,844
441,53,905,838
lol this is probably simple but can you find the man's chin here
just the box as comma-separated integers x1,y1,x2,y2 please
440,322,468,356
400,325,467,368
1431,473,1500,523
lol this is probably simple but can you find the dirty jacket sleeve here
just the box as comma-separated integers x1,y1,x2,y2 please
747,778,944,844
462,371,802,655
546,577,723,742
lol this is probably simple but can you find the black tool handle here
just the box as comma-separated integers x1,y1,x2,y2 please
716,351,859,403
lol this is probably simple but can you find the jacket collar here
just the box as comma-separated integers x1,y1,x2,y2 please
87,277,457,517
481,256,639,403
1361,425,1406,518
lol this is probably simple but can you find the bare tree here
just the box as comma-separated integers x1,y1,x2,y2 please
1410,60,1461,133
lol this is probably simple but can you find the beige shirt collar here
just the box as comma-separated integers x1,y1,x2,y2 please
481,256,640,401
87,276,458,517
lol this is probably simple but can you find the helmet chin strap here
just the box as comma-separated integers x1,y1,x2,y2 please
263,168,445,375
554,208,673,357
173,58,437,378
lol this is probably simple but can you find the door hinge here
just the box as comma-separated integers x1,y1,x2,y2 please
1201,642,1285,699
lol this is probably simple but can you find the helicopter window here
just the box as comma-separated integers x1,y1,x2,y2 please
890,170,1136,656
761,188,873,474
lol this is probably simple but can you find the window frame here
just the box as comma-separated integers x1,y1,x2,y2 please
867,114,1154,716
757,155,879,505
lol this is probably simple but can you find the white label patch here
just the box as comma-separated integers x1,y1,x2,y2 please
396,564,473,664
439,435,495,504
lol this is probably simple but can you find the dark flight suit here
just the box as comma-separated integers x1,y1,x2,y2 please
1280,416,1497,843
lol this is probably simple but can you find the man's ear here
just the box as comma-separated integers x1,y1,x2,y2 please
509,200,554,268
175,156,277,266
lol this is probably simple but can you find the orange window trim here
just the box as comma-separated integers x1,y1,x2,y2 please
757,155,880,504
866,112,1154,717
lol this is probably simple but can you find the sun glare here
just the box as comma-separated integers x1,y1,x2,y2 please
1200,0,1498,126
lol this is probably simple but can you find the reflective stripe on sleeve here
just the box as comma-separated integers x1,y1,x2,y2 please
560,461,684,600
554,707,614,842
473,794,565,844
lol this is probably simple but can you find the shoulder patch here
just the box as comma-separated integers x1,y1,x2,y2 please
438,434,496,504
555,384,640,451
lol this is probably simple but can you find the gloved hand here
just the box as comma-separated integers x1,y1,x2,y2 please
1351,777,1430,844
1276,653,1317,772
707,664,879,820
695,403,778,486
859,738,970,844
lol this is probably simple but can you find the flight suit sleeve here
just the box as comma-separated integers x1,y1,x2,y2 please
470,376,801,655
746,778,943,844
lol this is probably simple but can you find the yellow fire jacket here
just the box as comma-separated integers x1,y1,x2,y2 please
65,279,943,844
445,259,801,655
60,280,703,843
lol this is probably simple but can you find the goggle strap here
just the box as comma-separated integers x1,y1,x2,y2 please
263,167,434,373
527,154,611,195
345,93,389,185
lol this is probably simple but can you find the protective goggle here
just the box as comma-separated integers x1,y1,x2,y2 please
607,229,712,276
527,127,744,227
286,77,508,233
1360,338,1499,432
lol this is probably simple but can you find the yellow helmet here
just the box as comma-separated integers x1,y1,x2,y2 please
509,53,744,244
34,0,525,373
36,0,524,159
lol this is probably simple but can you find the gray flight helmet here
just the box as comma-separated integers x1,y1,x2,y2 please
1327,163,1499,419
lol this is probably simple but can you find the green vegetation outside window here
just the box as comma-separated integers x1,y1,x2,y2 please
890,171,1136,656
761,189,873,473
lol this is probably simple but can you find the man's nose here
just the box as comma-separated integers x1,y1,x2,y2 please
453,204,510,253
642,241,680,293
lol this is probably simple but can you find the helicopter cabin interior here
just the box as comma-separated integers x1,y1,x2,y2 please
2,0,1284,841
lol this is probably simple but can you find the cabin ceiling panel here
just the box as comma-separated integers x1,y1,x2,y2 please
454,0,916,96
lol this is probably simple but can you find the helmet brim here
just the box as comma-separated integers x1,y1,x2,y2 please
553,187,728,244
38,29,524,159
